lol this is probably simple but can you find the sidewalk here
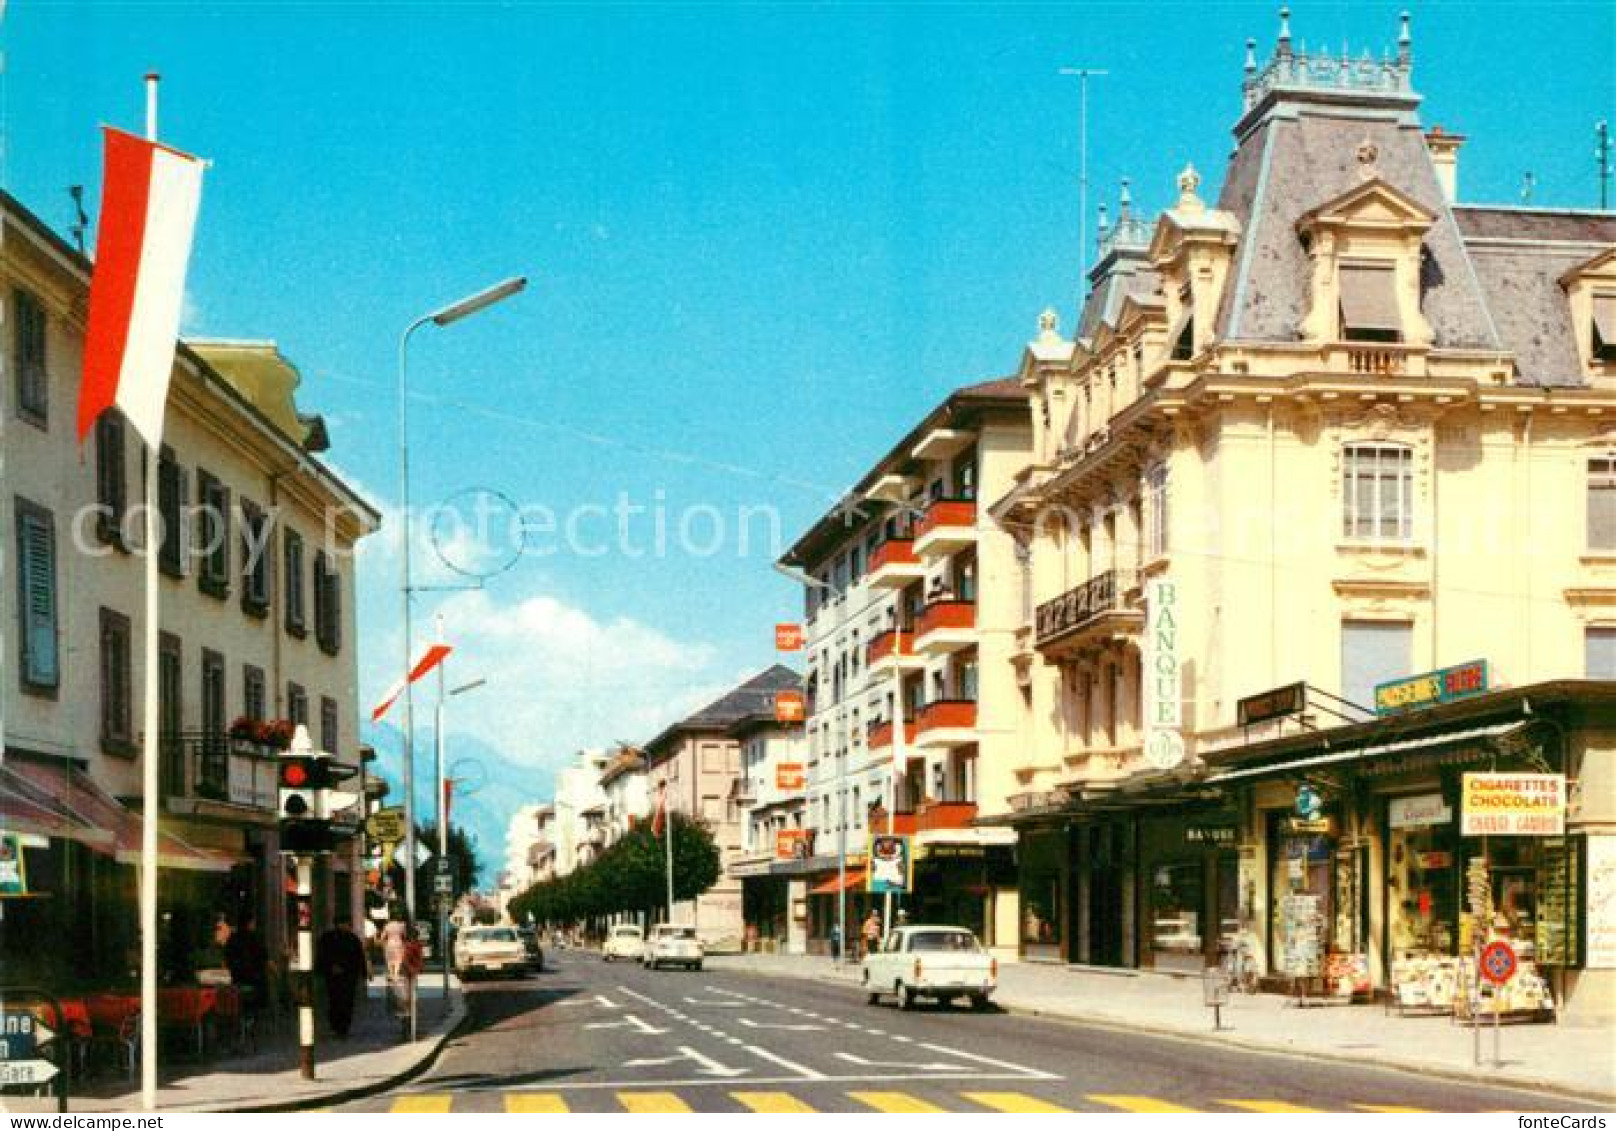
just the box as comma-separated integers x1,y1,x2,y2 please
711,953,1616,1102
2,974,464,1114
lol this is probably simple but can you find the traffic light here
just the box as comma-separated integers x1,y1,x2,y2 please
277,724,361,855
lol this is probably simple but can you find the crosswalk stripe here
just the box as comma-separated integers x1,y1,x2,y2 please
391,1095,453,1113
1088,1094,1199,1113
506,1093,570,1113
964,1092,1072,1113
850,1091,947,1113
1355,1106,1430,1114
732,1091,818,1113
620,1091,694,1113
1222,1101,1327,1114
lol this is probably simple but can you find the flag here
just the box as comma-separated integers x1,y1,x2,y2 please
370,642,454,722
79,127,204,447
651,783,667,838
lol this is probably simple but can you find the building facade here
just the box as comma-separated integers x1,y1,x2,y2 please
730,710,807,952
990,13,1615,1020
1,188,377,989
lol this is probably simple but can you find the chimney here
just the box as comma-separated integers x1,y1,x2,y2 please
1426,126,1466,203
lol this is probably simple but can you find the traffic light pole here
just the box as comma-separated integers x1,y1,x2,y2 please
294,855,315,1079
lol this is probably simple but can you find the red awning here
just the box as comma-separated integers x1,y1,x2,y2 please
0,762,115,848
808,868,867,896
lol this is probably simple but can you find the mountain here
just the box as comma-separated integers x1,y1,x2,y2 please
362,720,556,887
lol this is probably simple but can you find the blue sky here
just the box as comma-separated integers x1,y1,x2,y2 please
4,2,1612,860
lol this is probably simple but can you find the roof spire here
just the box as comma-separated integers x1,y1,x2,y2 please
1037,308,1060,342
1097,201,1110,246
1398,10,1412,67
1277,6,1293,58
1244,37,1258,75
1176,163,1205,213
1118,176,1133,222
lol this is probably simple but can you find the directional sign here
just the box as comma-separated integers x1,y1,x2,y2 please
1479,939,1519,986
393,841,432,870
0,1013,55,1060
434,873,454,894
366,806,405,843
0,1060,59,1087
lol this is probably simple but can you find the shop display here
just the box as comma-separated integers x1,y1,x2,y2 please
1279,893,1324,979
1390,954,1461,1014
1323,952,1370,999
1455,955,1556,1021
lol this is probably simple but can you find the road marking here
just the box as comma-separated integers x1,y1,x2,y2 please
850,1091,946,1113
964,1092,1072,1113
619,1091,692,1113
1088,1095,1198,1113
624,1045,749,1077
1355,1106,1430,1114
732,1091,817,1113
837,1052,969,1072
742,1043,826,1080
505,1093,569,1113
391,1094,453,1113
683,996,746,1007
585,1013,669,1035
1222,1100,1326,1114
553,994,619,1009
917,1041,1058,1080
737,1017,825,1032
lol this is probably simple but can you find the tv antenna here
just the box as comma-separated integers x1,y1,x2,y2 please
68,186,89,254
1058,66,1109,288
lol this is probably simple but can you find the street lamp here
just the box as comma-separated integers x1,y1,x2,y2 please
773,562,852,966
436,663,487,1002
397,275,526,1037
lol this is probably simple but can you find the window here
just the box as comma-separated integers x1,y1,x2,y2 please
13,288,47,426
243,664,267,722
1587,627,1616,679
195,470,231,597
157,448,187,577
320,696,339,755
158,634,184,798
1589,458,1616,551
314,552,342,654
1341,620,1412,711
284,528,306,635
1590,294,1616,361
100,608,134,752
201,649,226,747
95,411,128,545
240,499,272,615
15,498,59,693
287,682,309,728
1339,262,1401,342
1170,284,1194,361
1342,443,1413,542
1145,463,1169,559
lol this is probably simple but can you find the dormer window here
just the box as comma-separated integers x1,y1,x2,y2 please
1593,293,1616,362
1339,262,1401,342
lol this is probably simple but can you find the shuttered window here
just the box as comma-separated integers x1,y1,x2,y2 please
314,551,342,656
157,449,187,578
240,499,272,614
320,697,338,756
14,288,48,426
1341,620,1412,713
196,470,231,596
1589,458,1616,551
284,528,306,635
100,608,134,751
15,499,59,692
287,682,308,728
1339,262,1402,342
1343,443,1413,542
1592,294,1616,361
1586,627,1616,679
243,664,266,722
95,411,128,544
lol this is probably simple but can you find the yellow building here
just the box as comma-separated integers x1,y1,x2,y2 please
991,14,1616,1020
1,187,377,988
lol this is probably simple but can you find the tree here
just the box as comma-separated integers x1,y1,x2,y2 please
388,823,480,922
511,813,720,925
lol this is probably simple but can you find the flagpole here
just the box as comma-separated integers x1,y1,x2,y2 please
885,622,902,930
139,69,162,1114
663,784,674,923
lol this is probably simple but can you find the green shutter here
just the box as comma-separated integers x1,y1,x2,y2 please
17,507,59,687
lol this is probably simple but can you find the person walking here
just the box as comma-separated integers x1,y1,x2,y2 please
315,919,370,1038
861,909,883,961
224,912,271,1049
380,917,410,1032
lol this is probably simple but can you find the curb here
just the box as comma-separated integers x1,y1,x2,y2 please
717,961,1616,1107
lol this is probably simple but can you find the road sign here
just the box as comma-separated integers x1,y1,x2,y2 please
367,806,405,842
1479,939,1518,986
393,841,432,870
0,1013,55,1061
437,857,453,875
0,1059,59,1086
434,873,453,894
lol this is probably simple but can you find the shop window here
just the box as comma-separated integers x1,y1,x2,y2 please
1386,793,1458,985
1587,626,1616,678
1588,457,1616,551
1339,262,1401,342
1342,442,1413,542
1019,830,1065,957
1340,620,1411,712
1150,860,1206,969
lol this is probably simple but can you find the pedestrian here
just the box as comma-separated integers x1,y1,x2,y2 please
829,923,842,962
401,926,425,1036
861,909,883,960
380,917,410,1027
224,912,270,1013
315,919,370,1038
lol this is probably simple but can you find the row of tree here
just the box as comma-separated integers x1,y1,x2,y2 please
509,813,720,926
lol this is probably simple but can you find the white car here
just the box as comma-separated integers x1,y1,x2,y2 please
603,924,644,962
862,925,997,1010
454,926,529,981
643,924,703,971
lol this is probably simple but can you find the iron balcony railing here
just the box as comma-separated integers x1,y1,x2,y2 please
1034,568,1138,648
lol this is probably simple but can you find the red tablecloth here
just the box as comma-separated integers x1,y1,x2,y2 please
25,998,92,1041
83,992,139,1032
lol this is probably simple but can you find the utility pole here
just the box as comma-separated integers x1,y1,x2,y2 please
1058,66,1109,288
1597,121,1611,211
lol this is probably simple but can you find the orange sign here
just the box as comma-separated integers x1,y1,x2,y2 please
775,828,813,860
775,623,804,652
774,690,805,723
776,762,806,791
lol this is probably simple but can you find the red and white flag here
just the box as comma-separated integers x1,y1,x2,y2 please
371,643,454,723
651,782,667,838
79,126,205,448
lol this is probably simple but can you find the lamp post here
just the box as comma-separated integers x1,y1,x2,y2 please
436,661,487,1002
398,276,525,1038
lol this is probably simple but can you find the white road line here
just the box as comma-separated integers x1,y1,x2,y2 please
915,1040,1059,1081
454,1071,1036,1093
890,1034,913,1043
737,1018,825,1033
742,1044,826,1081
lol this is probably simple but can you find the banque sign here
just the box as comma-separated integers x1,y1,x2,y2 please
1142,577,1184,770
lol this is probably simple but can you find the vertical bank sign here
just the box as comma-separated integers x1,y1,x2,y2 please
1142,577,1185,770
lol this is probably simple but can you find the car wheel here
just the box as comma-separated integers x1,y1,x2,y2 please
897,982,916,1011
970,993,990,1012
867,991,881,1005
604,955,613,963
693,962,703,972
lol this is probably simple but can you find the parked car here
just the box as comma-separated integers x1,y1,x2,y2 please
643,924,703,971
862,925,996,1010
454,926,529,981
518,927,544,972
603,924,644,962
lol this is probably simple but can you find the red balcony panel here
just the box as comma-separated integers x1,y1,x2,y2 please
915,801,978,832
868,807,919,837
871,539,918,571
917,599,976,637
917,699,978,733
916,499,976,541
867,720,918,749
867,629,916,666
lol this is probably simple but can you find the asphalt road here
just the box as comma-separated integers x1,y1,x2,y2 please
335,950,1609,1114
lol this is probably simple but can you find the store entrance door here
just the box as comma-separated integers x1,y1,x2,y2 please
1090,865,1125,967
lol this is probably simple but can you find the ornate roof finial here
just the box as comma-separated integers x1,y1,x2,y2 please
1176,163,1204,211
1244,37,1258,76
1038,308,1060,340
1398,10,1412,66
1097,201,1110,244
1355,136,1380,180
1278,5,1292,54
1118,177,1133,221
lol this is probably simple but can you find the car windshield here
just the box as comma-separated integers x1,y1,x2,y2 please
469,929,518,944
658,927,697,940
613,927,642,938
906,930,981,953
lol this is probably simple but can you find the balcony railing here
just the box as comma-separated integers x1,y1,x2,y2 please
867,628,917,667
917,699,978,734
1034,569,1138,650
916,599,976,638
866,801,978,836
161,730,278,810
867,717,918,750
915,498,977,541
870,538,918,572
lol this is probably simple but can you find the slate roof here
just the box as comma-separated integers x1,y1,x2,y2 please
1077,244,1159,344
643,664,800,757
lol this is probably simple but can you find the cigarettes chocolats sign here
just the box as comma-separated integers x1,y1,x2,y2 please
1460,772,1566,837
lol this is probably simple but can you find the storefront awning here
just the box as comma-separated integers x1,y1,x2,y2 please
1204,720,1528,786
0,762,116,848
808,868,867,896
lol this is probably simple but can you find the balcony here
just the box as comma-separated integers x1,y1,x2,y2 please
867,627,923,675
868,538,924,589
161,731,280,820
867,801,978,836
916,699,978,749
914,599,977,655
867,717,918,752
1034,569,1142,658
913,498,978,559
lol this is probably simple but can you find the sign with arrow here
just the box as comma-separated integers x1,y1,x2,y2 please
0,1060,59,1087
0,1013,54,1061
393,841,432,870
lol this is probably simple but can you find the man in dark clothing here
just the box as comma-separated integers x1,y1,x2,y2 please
315,920,369,1038
224,914,271,1013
